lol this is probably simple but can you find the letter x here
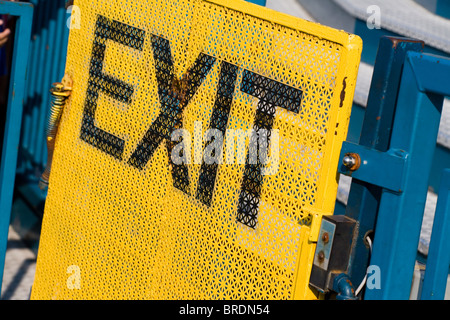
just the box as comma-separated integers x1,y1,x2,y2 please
128,35,216,194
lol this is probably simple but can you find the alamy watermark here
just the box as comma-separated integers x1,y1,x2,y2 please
170,121,280,176
366,5,381,30
66,265,81,290
366,265,381,290
66,5,81,30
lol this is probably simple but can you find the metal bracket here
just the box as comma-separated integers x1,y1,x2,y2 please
338,142,408,193
309,215,357,294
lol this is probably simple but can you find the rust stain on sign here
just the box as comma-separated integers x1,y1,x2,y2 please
339,77,347,108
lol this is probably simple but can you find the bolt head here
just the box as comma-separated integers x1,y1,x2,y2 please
318,250,325,262
343,155,356,168
322,232,329,244
342,153,361,171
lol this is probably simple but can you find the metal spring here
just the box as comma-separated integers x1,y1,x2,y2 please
38,82,72,190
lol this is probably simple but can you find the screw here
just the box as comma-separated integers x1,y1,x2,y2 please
318,250,325,262
322,232,329,244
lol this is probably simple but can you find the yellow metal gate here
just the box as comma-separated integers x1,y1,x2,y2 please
31,0,362,299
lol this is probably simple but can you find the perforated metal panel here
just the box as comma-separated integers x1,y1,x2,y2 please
31,0,361,299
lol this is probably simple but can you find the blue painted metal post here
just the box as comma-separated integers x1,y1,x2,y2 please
41,4,70,167
436,0,450,19
341,37,424,294
421,169,450,300
0,1,34,290
245,0,266,6
364,52,450,300
18,0,71,175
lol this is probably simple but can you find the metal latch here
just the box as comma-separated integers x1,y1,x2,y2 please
309,215,356,294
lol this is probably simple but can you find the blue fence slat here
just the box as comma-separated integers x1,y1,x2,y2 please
0,0,34,292
18,0,69,175
365,52,448,300
421,169,450,300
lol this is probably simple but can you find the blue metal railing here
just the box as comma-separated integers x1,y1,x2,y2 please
364,51,448,299
246,0,266,5
436,0,450,19
0,0,34,291
17,0,70,182
1,0,70,256
338,38,425,291
421,169,450,300
339,39,450,299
